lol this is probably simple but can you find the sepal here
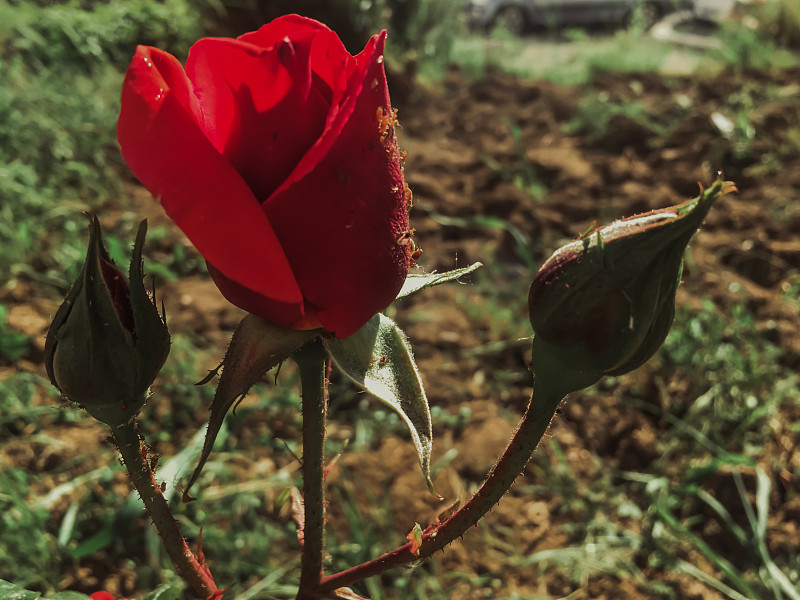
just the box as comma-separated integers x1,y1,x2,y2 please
396,263,483,299
184,315,321,499
324,314,435,494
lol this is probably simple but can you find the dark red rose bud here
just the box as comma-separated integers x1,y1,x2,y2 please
529,178,736,386
44,216,170,427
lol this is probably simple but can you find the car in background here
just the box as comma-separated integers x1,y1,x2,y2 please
466,0,694,34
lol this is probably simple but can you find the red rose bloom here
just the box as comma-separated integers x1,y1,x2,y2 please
89,593,116,600
118,15,411,337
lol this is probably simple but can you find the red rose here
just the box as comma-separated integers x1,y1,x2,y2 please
118,15,412,337
89,593,116,600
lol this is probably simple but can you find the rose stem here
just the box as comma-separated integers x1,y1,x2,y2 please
316,350,596,595
293,339,330,599
112,420,221,600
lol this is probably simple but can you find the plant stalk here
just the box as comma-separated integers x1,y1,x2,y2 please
293,339,330,599
112,420,221,600
317,343,598,594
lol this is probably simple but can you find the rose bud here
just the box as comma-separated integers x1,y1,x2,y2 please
44,216,170,427
529,178,736,383
117,15,413,338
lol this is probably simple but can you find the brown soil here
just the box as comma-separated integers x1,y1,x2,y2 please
3,65,800,599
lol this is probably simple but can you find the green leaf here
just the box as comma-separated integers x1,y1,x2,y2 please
396,263,482,299
0,580,40,600
140,582,185,600
0,580,91,599
161,418,226,503
324,314,435,494
57,501,79,547
184,315,320,499
68,521,114,558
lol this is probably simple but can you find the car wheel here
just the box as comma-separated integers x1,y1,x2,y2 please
492,5,526,36
628,1,661,30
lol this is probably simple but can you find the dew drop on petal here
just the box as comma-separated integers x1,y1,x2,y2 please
370,78,379,90
377,55,384,64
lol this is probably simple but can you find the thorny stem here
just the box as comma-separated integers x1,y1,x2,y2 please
293,339,330,600
112,420,222,600
316,341,599,595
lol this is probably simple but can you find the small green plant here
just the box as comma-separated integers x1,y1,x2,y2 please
0,304,31,361
486,119,548,201
565,93,678,146
753,0,800,50
714,21,789,73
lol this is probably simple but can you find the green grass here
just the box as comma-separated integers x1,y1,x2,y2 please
0,59,121,288
448,19,800,85
656,301,798,455
450,30,679,85
0,468,61,590
0,0,204,72
0,0,207,291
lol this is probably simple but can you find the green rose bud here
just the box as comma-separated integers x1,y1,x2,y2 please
529,177,736,390
44,216,170,427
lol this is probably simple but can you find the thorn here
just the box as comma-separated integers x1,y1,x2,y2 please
195,362,223,386
197,528,206,566
323,453,342,481
231,392,247,416
277,438,302,464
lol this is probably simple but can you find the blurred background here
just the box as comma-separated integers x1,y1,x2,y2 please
1,1,799,599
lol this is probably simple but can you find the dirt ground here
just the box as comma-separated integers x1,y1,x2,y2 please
357,65,800,599
3,64,800,599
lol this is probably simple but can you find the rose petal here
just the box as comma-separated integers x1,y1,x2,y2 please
187,35,329,201
237,14,330,48
117,45,304,322
185,39,292,155
265,33,410,337
206,261,323,330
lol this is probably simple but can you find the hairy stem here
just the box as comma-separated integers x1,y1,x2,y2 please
112,420,220,600
293,339,330,599
317,342,599,594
